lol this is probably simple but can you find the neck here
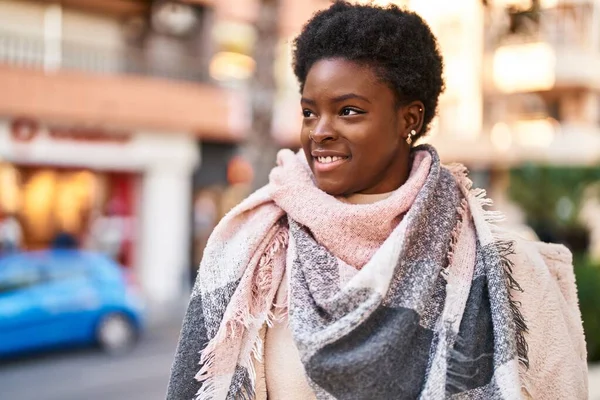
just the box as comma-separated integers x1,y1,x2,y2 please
341,191,394,205
352,149,412,195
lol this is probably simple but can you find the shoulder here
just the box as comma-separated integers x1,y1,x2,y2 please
502,229,574,291
499,229,588,398
529,241,574,286
499,228,576,304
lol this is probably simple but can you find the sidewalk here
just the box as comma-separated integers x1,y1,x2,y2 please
590,363,600,400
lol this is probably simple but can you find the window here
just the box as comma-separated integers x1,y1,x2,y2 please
42,256,89,283
546,98,560,121
0,261,42,294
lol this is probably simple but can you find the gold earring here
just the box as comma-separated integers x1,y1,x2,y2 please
406,129,416,145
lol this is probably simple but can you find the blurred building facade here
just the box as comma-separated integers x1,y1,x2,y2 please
1,0,598,306
0,0,245,306
391,0,600,166
205,0,600,246
420,0,600,244
482,0,600,166
203,0,600,166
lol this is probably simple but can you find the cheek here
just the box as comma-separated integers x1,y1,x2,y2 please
300,133,310,152
299,128,309,147
350,128,398,158
300,123,312,144
349,132,400,171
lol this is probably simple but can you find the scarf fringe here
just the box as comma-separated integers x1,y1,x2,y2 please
241,226,290,398
195,224,288,400
271,300,289,324
194,345,218,400
240,381,255,400
251,223,288,316
496,240,530,369
447,163,530,370
242,330,261,395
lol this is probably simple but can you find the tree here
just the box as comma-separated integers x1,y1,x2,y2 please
508,165,600,252
243,0,282,190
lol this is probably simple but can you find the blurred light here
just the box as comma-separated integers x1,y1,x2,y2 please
152,2,198,36
490,122,513,152
23,170,57,240
0,164,21,213
540,0,559,8
513,119,556,147
493,43,556,93
54,171,96,233
445,61,473,94
212,21,256,55
209,52,256,81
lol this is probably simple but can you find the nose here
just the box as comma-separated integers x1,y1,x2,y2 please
310,119,337,143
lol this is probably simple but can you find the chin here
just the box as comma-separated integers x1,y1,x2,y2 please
315,179,348,197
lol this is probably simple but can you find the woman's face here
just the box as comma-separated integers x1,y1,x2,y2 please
300,58,418,197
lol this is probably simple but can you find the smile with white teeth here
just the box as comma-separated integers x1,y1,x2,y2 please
316,156,346,164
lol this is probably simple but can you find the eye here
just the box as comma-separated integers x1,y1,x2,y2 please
302,109,315,118
340,107,363,116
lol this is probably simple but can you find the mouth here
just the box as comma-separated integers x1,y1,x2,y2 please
312,155,349,173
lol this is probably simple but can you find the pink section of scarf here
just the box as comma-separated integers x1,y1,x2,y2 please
269,149,432,268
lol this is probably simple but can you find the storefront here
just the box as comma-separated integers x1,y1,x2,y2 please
0,118,199,306
0,164,137,264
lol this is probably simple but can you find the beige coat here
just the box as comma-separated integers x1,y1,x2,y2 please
510,236,588,399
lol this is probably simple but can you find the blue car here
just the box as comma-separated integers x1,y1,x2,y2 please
0,250,145,357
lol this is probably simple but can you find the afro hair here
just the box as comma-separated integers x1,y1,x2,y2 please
292,1,445,137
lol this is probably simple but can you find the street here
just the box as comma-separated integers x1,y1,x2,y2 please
0,317,182,400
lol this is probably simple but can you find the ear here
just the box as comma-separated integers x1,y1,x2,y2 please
399,101,425,141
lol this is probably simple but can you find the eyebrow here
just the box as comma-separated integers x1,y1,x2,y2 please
301,93,371,105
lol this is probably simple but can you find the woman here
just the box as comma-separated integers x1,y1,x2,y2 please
168,2,587,399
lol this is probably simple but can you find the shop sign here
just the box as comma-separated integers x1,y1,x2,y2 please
10,118,131,144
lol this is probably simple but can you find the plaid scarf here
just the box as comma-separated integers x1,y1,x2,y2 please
168,145,528,400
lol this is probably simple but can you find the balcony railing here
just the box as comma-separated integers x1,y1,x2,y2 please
494,3,600,52
0,30,208,82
